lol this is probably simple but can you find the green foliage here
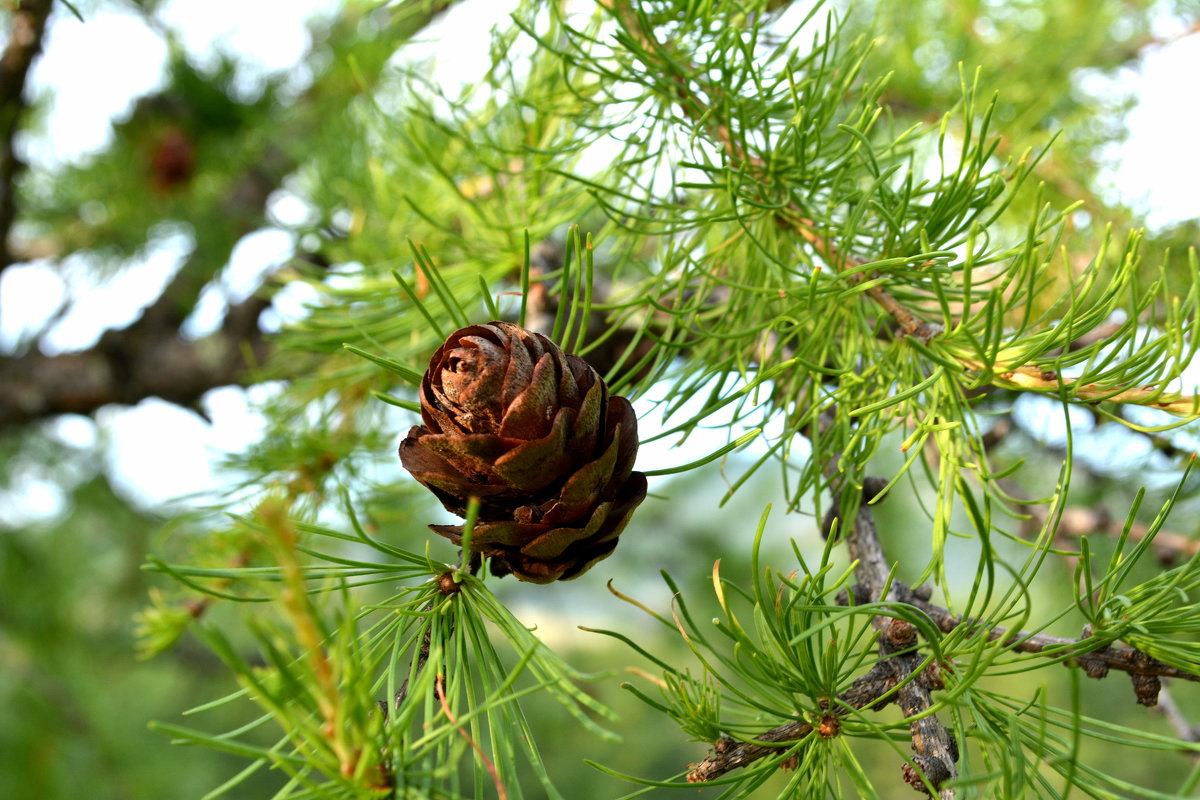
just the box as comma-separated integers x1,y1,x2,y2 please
601,503,1200,798
7,0,1200,799
0,475,276,799
145,496,617,798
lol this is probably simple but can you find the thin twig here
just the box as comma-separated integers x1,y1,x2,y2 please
387,552,476,712
959,357,1200,417
600,0,935,338
377,553,476,792
435,674,508,800
899,585,1200,687
686,661,897,783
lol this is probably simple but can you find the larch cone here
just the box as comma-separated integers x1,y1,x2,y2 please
399,321,647,583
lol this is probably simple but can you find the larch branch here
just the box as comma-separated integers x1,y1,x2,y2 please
0,286,271,428
687,470,1200,785
685,571,1200,783
600,0,1200,417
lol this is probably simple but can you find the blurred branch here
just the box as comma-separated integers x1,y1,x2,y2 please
979,415,1197,566
1152,682,1200,763
0,147,288,429
1024,502,1200,567
0,278,270,428
0,0,466,429
0,0,53,273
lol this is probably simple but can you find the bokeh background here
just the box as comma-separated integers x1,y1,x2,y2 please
2,1,1200,797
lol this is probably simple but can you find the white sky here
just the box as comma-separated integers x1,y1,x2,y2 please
2,0,1199,520
1112,31,1200,226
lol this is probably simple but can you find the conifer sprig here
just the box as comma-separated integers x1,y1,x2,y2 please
136,2,1200,798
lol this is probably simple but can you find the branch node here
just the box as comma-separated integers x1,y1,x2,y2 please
882,618,918,649
437,571,464,595
920,661,946,692
1131,670,1162,707
902,753,954,794
908,322,944,345
816,714,841,738
1080,657,1110,679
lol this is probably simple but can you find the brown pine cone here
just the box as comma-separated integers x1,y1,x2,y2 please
399,321,647,583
